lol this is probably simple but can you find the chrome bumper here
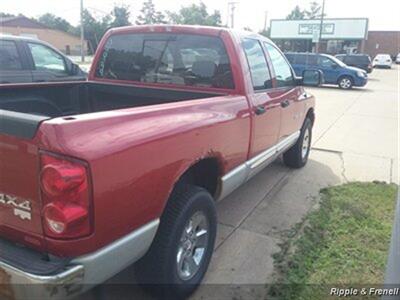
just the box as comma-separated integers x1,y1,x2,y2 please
0,219,159,300
0,263,85,300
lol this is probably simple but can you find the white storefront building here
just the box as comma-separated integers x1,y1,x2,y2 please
270,18,369,54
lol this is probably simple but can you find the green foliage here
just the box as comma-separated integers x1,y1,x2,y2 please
167,3,222,26
0,12,16,18
286,2,327,21
259,28,271,38
38,13,74,33
286,5,305,20
305,1,325,19
110,5,131,28
269,182,397,300
136,0,166,25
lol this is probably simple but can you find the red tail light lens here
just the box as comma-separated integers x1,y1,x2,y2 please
40,153,92,239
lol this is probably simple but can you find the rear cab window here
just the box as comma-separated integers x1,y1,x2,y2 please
95,33,235,90
0,40,23,70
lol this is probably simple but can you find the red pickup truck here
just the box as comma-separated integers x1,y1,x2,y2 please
0,25,320,299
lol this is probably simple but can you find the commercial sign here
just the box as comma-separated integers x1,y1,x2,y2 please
270,18,368,40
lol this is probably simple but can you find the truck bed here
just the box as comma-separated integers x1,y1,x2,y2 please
0,82,221,138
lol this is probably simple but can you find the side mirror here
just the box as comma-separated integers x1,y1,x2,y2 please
301,70,323,86
70,63,80,75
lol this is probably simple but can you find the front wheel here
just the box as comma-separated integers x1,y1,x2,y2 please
283,118,312,169
135,184,217,298
338,76,353,89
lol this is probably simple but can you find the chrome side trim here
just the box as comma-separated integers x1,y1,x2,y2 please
217,131,300,201
72,219,159,285
217,164,248,200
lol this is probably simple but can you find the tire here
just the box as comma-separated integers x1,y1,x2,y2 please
283,118,312,169
338,76,353,89
135,184,217,299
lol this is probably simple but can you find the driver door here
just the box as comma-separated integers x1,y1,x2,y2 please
26,42,70,82
317,56,338,83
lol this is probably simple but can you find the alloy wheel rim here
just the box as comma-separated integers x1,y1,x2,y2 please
176,211,209,281
340,78,351,88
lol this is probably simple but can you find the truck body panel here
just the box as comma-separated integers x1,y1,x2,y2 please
0,25,315,298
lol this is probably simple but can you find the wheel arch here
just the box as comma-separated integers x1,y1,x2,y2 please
305,107,315,126
175,157,222,198
337,74,354,84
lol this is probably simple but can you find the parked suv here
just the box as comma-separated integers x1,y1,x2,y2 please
372,54,392,68
285,52,368,89
395,53,400,64
0,35,86,84
335,54,373,73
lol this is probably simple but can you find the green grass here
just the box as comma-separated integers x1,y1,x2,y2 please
269,182,397,300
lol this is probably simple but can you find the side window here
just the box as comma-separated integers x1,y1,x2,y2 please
28,43,67,73
242,38,272,90
319,56,335,68
264,43,294,88
307,55,318,65
295,54,307,64
0,41,23,70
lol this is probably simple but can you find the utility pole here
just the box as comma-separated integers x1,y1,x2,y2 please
80,0,85,63
228,1,238,28
316,0,326,53
263,11,268,32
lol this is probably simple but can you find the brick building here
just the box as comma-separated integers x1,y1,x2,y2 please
0,15,87,55
364,31,400,59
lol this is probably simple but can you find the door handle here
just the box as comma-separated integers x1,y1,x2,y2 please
254,105,266,115
281,100,290,108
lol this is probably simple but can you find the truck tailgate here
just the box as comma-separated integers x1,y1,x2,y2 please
0,133,45,251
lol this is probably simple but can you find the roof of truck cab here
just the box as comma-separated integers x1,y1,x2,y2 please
107,24,271,42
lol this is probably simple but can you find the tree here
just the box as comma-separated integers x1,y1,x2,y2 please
0,12,16,18
286,5,305,20
110,5,131,27
136,0,166,25
305,1,325,19
259,28,271,38
38,13,74,33
167,3,222,26
78,9,109,53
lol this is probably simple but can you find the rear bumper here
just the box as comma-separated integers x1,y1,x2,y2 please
0,219,159,299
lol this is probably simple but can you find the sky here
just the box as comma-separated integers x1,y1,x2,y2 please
1,0,400,32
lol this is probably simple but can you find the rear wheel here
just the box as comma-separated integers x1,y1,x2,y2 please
135,184,217,299
338,76,353,89
283,117,312,169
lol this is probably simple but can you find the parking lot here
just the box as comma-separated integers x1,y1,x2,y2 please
79,65,398,299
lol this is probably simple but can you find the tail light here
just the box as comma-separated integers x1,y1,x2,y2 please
40,153,92,239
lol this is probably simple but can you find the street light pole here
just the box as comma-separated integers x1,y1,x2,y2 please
80,0,85,63
316,0,326,53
